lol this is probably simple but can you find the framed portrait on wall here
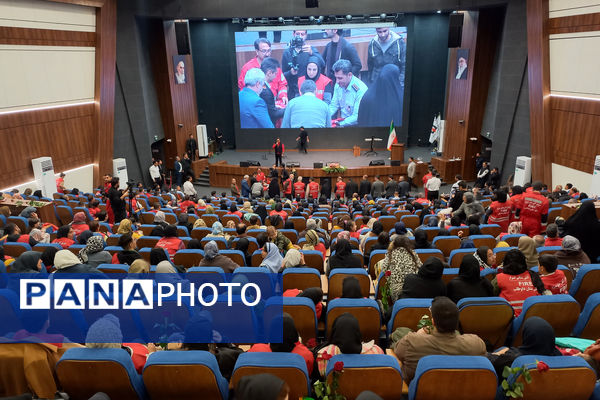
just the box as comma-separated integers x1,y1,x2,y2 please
173,55,186,84
455,49,468,80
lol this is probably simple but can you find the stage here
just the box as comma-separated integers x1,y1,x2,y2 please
206,145,433,189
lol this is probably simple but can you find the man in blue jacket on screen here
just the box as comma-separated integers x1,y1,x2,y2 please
239,68,274,129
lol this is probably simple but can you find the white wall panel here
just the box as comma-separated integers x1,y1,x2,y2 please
0,45,95,111
550,0,600,18
552,163,592,194
0,0,95,32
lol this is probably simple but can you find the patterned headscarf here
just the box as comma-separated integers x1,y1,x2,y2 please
78,235,106,263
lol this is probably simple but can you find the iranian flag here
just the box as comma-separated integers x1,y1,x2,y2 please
387,120,397,151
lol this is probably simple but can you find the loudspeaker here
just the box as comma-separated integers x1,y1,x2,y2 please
448,13,464,48
175,20,191,55
305,0,318,8
391,160,401,166
288,161,300,168
240,161,250,167
369,159,385,166
313,162,323,168
248,160,261,166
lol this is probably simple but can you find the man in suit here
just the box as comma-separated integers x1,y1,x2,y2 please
371,175,384,199
260,57,285,127
345,178,358,200
239,68,274,129
385,175,398,198
185,134,198,160
398,176,410,198
359,175,371,198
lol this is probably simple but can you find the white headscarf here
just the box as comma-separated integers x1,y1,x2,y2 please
54,250,82,270
261,242,283,273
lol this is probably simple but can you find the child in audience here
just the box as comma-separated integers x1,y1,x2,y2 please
544,223,563,247
538,254,568,294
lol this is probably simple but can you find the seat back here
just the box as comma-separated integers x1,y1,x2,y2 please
400,215,420,230
231,353,310,400
569,264,600,306
105,234,122,247
201,214,219,227
479,224,501,237
368,249,387,279
573,292,600,339
502,233,526,247
97,263,129,274
2,242,32,258
173,249,205,268
220,249,246,266
326,354,403,400
433,236,461,257
56,348,146,400
458,297,514,349
388,298,432,335
280,296,318,343
191,227,212,240
221,214,240,227
363,236,378,257
143,350,228,400
415,249,445,263
328,269,370,299
470,235,496,249
279,229,298,244
136,236,160,249
301,250,324,273
326,298,381,343
202,237,228,250
420,227,441,242
409,355,497,400
449,249,476,268
511,294,581,346
55,206,74,226
536,246,562,256
282,268,321,291
448,226,469,238
378,216,397,232
289,217,306,232
493,246,517,265
547,207,562,224
511,355,596,400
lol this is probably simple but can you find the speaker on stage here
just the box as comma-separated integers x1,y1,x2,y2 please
313,162,323,168
448,13,464,48
174,20,191,55
248,160,261,166
391,160,401,166
369,160,385,166
240,161,250,167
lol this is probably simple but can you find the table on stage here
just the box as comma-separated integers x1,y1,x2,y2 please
364,136,383,156
561,201,600,220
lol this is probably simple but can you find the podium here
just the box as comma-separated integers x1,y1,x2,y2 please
390,143,405,162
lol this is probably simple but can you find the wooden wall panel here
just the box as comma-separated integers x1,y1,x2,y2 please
151,20,199,169
0,103,95,188
527,0,553,183
93,0,116,186
0,26,95,46
549,12,600,33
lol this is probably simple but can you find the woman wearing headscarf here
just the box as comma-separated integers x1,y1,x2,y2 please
498,221,522,241
297,56,334,103
112,233,141,265
235,373,290,400
205,221,228,240
117,218,142,240
10,251,42,273
128,259,150,274
488,316,562,377
554,235,591,275
360,220,383,252
51,225,75,249
365,231,390,261
563,200,600,263
316,313,384,377
78,235,112,269
19,206,38,219
413,229,433,250
390,221,412,241
402,257,447,299
234,237,252,267
199,240,240,273
268,174,281,199
153,211,169,229
329,238,362,272
53,249,102,273
40,246,59,271
281,248,306,270
447,254,494,303
380,236,422,301
303,230,326,260
492,249,546,316
155,260,189,287
248,313,315,374
70,212,90,236
193,218,207,229
473,246,496,270
30,226,51,244
76,230,93,245
260,242,283,273
518,235,539,268
341,276,363,298
255,205,269,225
357,64,403,127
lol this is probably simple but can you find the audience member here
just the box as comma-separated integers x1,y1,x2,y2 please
401,257,446,299
538,254,568,294
380,236,421,301
554,235,590,275
562,200,600,263
446,254,494,303
78,236,112,269
199,240,240,273
518,235,539,268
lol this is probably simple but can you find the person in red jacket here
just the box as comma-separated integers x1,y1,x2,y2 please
516,182,549,237
422,166,433,198
544,223,563,247
155,225,184,258
335,176,346,200
538,254,568,295
70,212,90,236
283,173,294,199
256,168,266,183
495,249,545,316
52,225,75,249
248,313,314,375
269,202,288,221
510,185,525,220
486,190,512,232
273,138,285,167
293,176,306,199
306,177,319,200
179,195,196,213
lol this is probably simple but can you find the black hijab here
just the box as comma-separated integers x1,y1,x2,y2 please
187,239,203,249
330,239,361,270
329,313,362,354
371,221,384,236
563,201,600,263
414,229,431,249
418,257,444,280
342,276,362,298
357,64,403,127
458,254,482,283
255,206,268,224
40,247,59,268
77,230,93,245
518,317,561,356
270,313,298,353
10,251,41,273
235,373,285,400
150,248,169,265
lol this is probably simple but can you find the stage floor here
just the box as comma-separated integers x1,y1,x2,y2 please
210,145,435,168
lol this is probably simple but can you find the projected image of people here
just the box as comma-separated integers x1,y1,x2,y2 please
234,26,407,129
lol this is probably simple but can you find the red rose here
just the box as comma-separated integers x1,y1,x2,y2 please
306,338,317,348
320,351,332,361
334,361,344,372
385,270,392,277
536,361,549,372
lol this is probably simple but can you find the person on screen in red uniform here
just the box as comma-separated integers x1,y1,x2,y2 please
335,176,346,200
516,182,549,237
283,173,294,200
297,57,333,102
486,190,512,232
293,176,306,199
238,38,288,108
306,177,319,200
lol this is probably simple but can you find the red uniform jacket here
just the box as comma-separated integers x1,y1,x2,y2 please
520,191,549,237
156,237,184,258
293,181,306,198
541,271,568,295
497,271,540,316
307,182,319,199
297,74,332,101
488,200,512,232
283,178,293,195
335,181,346,198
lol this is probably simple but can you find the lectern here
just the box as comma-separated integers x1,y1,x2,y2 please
390,143,405,162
